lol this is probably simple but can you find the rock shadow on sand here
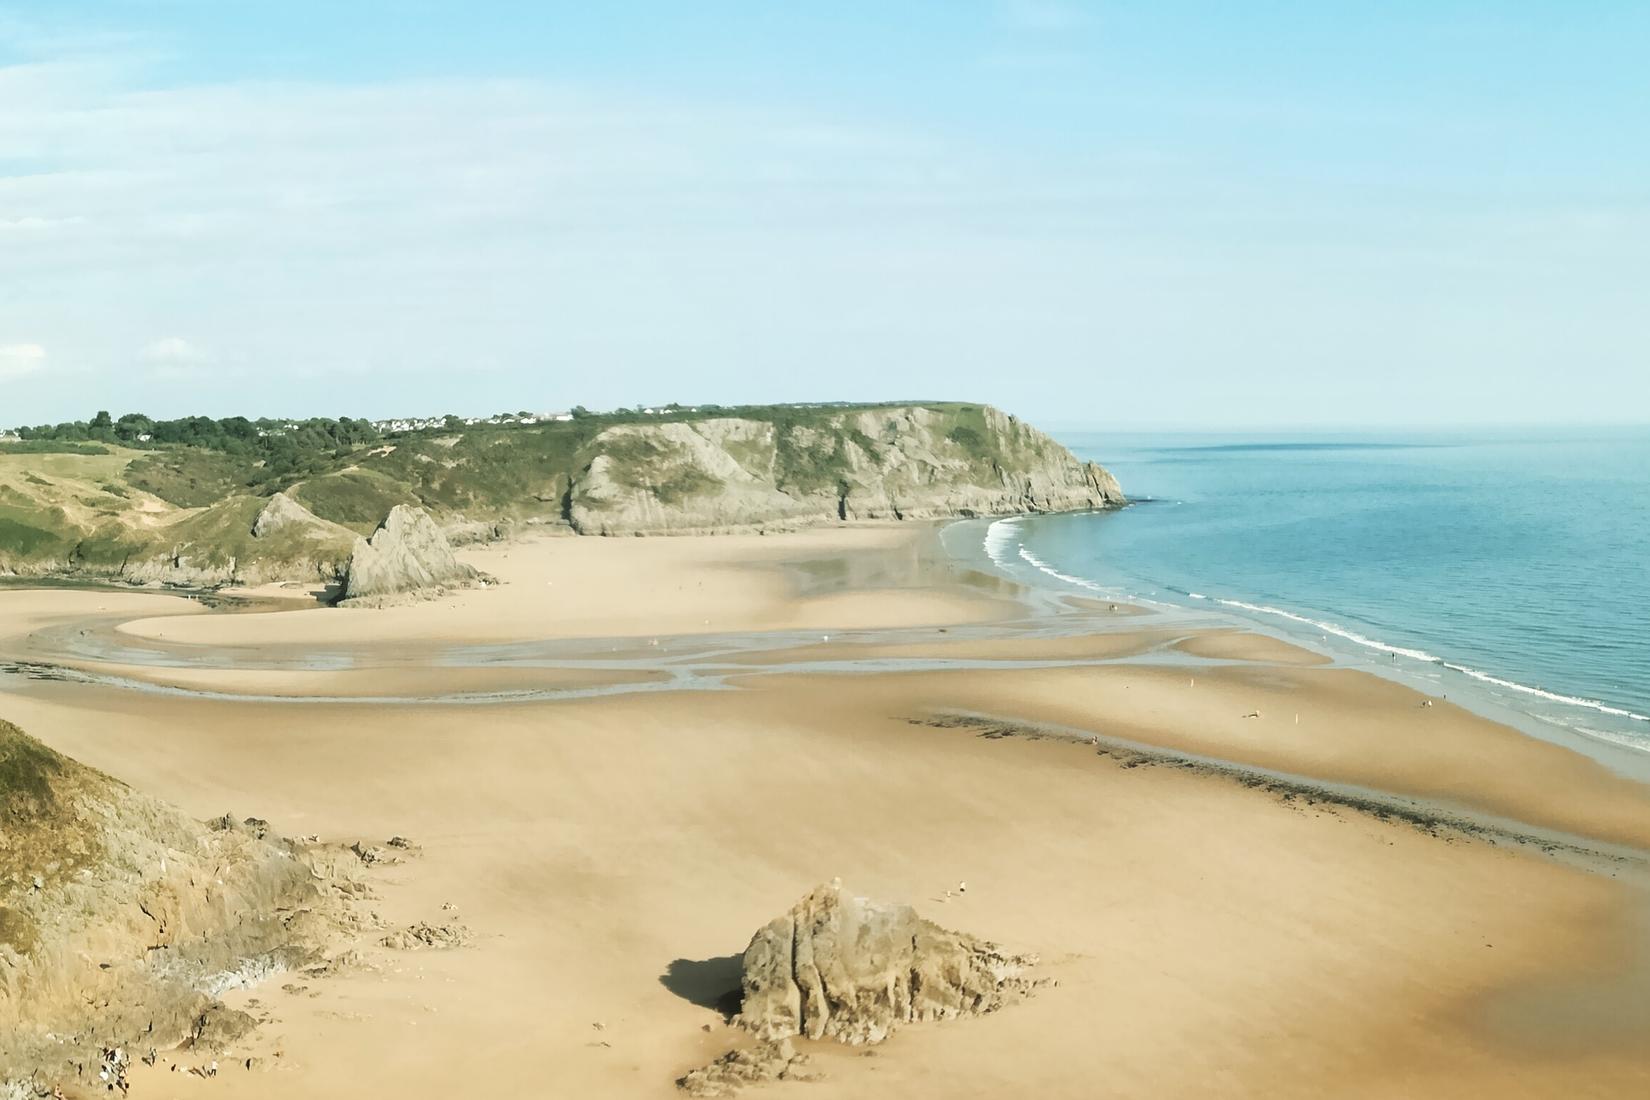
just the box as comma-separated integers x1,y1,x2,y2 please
661,955,744,1019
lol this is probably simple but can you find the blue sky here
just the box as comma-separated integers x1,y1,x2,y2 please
2,2,1646,427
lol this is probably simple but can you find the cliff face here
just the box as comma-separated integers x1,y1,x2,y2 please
569,405,1122,535
0,404,1121,586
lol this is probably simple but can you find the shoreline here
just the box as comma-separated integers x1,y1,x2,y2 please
6,520,1650,812
954,514,1650,781
3,522,1649,1096
5,521,1650,844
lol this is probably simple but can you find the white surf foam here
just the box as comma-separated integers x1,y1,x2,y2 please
1440,662,1650,723
1019,546,1111,593
1212,598,1442,662
982,517,1022,569
978,515,1649,752
1213,598,1650,728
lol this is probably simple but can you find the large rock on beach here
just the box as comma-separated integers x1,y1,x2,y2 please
338,504,481,605
739,881,1043,1044
681,882,1043,1094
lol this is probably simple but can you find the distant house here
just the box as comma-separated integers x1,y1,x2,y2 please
0,430,20,443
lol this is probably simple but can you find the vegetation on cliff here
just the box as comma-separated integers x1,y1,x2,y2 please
0,402,1120,588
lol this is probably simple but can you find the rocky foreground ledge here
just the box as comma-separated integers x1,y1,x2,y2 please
0,720,407,1096
681,881,1048,1096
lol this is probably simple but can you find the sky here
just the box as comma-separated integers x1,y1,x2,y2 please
2,2,1647,429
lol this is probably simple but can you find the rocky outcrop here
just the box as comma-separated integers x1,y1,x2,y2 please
739,881,1043,1043
681,882,1044,1095
337,505,481,606
571,405,1123,535
251,490,326,538
679,1039,815,1097
0,719,366,1095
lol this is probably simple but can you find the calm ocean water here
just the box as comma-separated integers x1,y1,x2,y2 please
984,428,1650,758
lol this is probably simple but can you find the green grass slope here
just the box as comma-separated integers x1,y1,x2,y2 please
0,402,1114,585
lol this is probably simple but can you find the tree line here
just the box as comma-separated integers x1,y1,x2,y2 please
14,413,388,480
17,412,384,452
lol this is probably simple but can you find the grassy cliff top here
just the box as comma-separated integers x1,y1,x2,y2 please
2,401,1039,531
1,401,1106,578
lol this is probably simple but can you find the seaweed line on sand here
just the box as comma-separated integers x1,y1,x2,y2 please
909,711,1648,873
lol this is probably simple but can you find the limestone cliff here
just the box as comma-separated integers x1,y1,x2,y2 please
570,405,1122,535
0,403,1121,588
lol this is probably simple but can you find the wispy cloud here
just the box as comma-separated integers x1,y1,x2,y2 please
139,336,210,380
4,9,1645,427
1,28,1107,419
0,342,46,379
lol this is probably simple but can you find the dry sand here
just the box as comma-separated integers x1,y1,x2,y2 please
110,527,1018,647
2,525,1648,1099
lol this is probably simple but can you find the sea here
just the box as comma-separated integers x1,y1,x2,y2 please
976,427,1650,766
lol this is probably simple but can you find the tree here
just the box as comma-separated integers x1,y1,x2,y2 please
570,405,591,419
115,413,155,442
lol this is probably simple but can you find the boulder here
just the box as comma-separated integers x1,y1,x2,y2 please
337,505,480,605
738,881,1043,1045
681,882,1043,1093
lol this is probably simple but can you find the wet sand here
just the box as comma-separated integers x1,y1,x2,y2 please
1,524,1648,1098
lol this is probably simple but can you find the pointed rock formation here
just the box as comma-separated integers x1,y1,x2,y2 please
250,491,327,538
338,505,481,606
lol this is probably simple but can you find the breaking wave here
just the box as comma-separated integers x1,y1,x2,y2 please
980,520,1650,746
1211,598,1647,724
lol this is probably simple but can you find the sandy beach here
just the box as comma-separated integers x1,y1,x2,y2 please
3,524,1648,1098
